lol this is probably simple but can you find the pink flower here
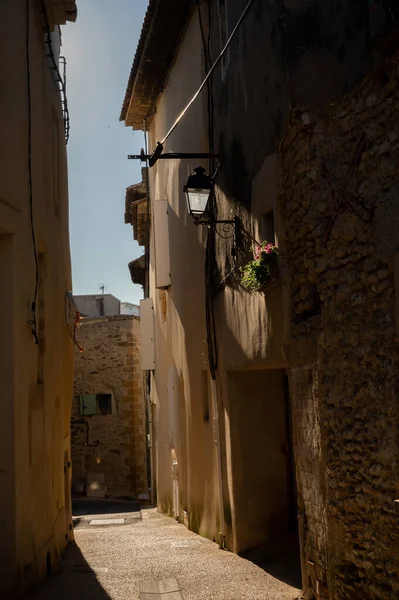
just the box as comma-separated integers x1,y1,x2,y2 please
253,240,277,260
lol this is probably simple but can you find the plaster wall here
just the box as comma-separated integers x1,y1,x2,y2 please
74,294,121,317
146,6,288,550
0,1,74,596
147,9,220,538
227,370,291,554
121,302,140,316
0,234,16,598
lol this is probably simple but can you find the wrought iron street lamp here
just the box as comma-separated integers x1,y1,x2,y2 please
183,166,212,221
183,166,238,234
128,147,237,230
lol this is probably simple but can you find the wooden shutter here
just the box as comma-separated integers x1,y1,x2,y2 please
80,394,96,415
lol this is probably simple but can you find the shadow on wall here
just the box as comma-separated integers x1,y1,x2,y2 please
28,543,111,600
240,539,302,589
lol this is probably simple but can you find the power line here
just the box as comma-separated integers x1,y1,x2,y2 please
160,0,256,146
26,0,39,345
196,0,219,380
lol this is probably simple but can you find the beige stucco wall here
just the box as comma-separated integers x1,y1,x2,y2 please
0,1,74,597
72,316,148,499
145,9,288,552
147,10,219,540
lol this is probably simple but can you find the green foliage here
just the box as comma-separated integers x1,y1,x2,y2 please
240,241,278,291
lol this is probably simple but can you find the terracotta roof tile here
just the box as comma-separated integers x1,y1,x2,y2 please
120,0,193,129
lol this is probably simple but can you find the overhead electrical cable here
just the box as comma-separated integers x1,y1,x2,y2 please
26,0,39,345
159,0,256,147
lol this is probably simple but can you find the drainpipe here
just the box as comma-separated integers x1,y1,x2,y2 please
211,378,225,549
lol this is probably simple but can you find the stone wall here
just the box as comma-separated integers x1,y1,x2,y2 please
72,316,147,499
288,366,329,599
281,51,399,599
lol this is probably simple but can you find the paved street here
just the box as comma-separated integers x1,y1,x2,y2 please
29,500,301,600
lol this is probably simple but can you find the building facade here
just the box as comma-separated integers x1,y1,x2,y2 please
74,293,121,317
121,1,399,599
121,302,140,316
0,1,77,597
71,312,148,500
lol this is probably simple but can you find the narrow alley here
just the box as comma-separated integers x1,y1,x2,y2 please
29,500,301,600
1,1,398,598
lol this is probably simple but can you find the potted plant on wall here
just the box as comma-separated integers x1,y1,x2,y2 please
241,241,279,291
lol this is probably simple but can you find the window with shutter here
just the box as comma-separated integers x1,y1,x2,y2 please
79,394,112,415
80,394,97,415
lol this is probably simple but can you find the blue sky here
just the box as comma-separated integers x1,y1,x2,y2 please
62,0,148,305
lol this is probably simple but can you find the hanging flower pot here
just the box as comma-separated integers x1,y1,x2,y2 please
240,241,279,291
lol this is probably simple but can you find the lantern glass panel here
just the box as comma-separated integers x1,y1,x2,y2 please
186,188,210,216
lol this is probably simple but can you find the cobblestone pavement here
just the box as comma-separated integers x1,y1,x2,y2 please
29,500,301,600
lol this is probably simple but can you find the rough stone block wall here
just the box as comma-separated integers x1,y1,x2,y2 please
289,366,329,600
280,52,399,599
72,316,147,498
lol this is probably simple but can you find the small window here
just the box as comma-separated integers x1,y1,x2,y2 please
80,394,112,416
96,394,112,414
262,211,275,245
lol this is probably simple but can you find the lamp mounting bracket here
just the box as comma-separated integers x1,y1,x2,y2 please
128,144,219,167
195,219,236,226
194,216,240,239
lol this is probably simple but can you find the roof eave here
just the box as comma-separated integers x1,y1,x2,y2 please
42,0,78,29
120,0,194,130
